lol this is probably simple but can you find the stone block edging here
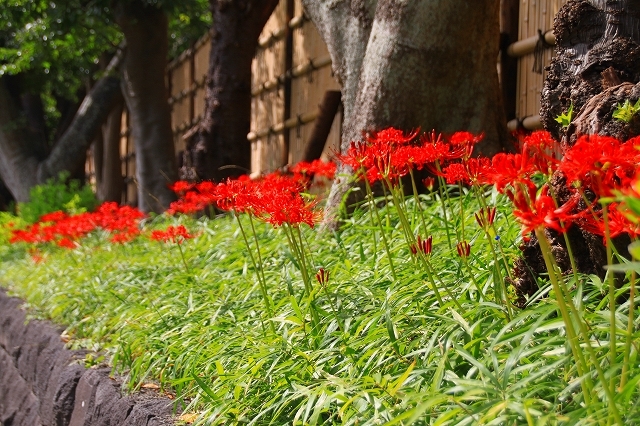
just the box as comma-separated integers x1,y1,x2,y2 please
0,288,179,426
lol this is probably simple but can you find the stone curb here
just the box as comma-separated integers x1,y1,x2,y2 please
0,288,179,426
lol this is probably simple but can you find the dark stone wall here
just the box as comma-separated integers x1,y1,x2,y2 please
0,289,178,426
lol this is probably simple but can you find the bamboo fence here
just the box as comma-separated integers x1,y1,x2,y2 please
86,0,566,205
507,0,568,130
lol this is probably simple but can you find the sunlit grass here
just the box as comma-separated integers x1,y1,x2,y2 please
2,190,640,425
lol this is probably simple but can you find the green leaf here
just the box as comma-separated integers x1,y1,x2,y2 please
628,241,640,260
554,103,573,127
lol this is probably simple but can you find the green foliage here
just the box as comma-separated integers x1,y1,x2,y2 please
554,102,573,128
3,191,640,424
17,172,97,223
0,0,209,143
167,1,211,59
0,0,122,96
0,212,22,245
613,98,640,123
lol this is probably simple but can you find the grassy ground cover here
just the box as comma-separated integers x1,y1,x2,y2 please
2,130,640,424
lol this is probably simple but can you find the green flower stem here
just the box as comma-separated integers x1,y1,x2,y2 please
601,205,618,392
383,177,416,246
482,228,512,321
235,214,276,335
293,225,313,296
535,229,595,407
176,242,190,274
364,178,397,280
408,169,428,234
433,166,454,250
290,225,322,335
472,186,513,281
248,214,268,288
461,256,483,299
620,269,636,390
536,228,623,424
458,183,466,243
418,253,463,310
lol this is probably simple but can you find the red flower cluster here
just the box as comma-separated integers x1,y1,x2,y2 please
337,127,640,242
168,172,320,228
150,225,194,244
9,202,145,248
289,159,336,180
338,128,482,183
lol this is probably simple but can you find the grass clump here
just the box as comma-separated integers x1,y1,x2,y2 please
2,131,640,425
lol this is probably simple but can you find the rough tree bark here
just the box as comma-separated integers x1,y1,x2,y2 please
0,50,124,202
115,1,178,212
512,0,640,303
302,0,509,227
183,0,280,182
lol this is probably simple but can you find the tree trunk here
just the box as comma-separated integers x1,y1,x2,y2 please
0,51,123,202
184,0,280,182
95,97,125,203
541,0,640,143
511,0,640,304
115,0,178,212
303,0,509,228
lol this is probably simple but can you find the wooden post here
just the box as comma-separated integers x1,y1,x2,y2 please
500,0,520,122
282,0,295,167
303,90,341,162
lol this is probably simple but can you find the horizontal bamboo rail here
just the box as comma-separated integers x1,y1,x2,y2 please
251,55,332,97
168,76,206,105
507,30,555,58
247,110,319,142
258,14,308,48
507,115,542,131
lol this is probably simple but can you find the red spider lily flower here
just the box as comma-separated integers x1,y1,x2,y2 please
169,180,195,194
486,152,535,193
150,225,194,244
475,206,497,230
559,135,640,196
578,203,640,242
434,157,493,185
167,180,220,215
448,131,483,147
448,131,484,159
168,190,213,215
422,177,435,191
366,127,419,146
9,202,145,247
509,184,583,236
456,241,471,258
249,173,320,228
442,163,468,184
420,130,465,163
56,238,76,249
520,130,560,174
10,228,40,244
40,211,67,223
254,190,319,228
339,141,372,172
290,159,337,179
464,157,492,186
411,235,433,256
315,268,330,285
213,178,255,213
